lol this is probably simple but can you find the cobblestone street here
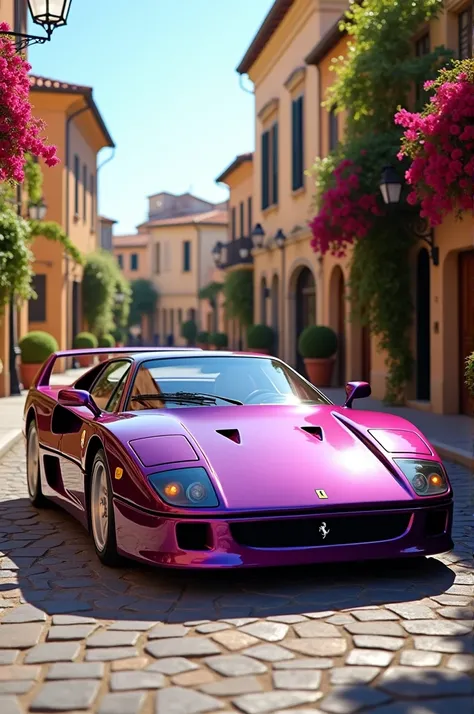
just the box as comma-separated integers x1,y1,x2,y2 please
0,442,472,714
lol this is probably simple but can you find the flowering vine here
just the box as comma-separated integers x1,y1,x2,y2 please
395,59,474,225
0,23,59,183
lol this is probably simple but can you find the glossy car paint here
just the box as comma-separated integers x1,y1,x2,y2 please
23,349,454,569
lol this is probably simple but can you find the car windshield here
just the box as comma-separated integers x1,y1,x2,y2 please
126,356,332,410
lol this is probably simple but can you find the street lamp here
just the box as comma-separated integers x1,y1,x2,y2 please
212,241,223,267
0,0,72,49
239,237,253,260
28,199,47,221
275,229,286,250
115,290,125,305
379,165,439,266
251,223,265,249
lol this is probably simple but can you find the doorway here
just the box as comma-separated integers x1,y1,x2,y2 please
416,248,431,401
459,250,474,415
271,275,279,356
295,267,316,373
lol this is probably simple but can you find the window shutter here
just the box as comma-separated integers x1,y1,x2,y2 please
261,131,270,210
271,123,279,206
247,196,252,237
292,97,304,191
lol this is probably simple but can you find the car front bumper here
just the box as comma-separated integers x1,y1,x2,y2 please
113,498,454,569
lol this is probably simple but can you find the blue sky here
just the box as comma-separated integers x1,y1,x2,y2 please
29,0,274,234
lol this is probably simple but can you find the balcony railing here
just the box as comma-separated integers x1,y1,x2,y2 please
219,236,253,269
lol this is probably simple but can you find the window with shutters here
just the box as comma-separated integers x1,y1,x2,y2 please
239,201,244,237
29,275,46,322
130,253,138,271
90,174,95,231
155,243,161,273
183,240,191,272
247,196,252,237
458,7,472,59
261,121,279,210
74,155,80,216
231,207,236,240
292,96,304,191
82,165,87,221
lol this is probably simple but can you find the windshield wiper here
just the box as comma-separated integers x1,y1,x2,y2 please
130,391,243,406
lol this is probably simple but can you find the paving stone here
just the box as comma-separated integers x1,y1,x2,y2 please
352,635,406,651
147,658,199,675
386,602,436,620
30,679,101,711
326,614,355,626
110,670,166,691
401,619,471,636
273,669,322,690
46,662,105,679
87,630,140,647
148,624,190,639
242,644,295,662
447,653,474,672
54,577,98,588
205,654,267,677
0,696,22,714
0,623,44,648
266,615,307,624
201,676,263,696
283,638,347,657
346,648,393,666
47,624,98,640
51,614,97,625
379,666,474,697
40,600,93,614
108,621,155,631
330,666,380,685
86,647,139,662
155,686,224,713
273,657,333,669
196,623,231,634
372,698,474,714
184,620,211,627
438,607,473,620
239,622,289,642
344,621,405,637
173,669,216,687
111,657,149,671
399,650,442,667
98,691,147,714
211,630,259,651
319,686,391,714
0,665,40,680
351,609,399,621
0,681,34,694
24,642,80,664
1,604,46,623
293,621,340,638
432,594,472,607
0,651,19,665
232,690,322,714
413,635,472,653
146,637,221,659
220,619,258,627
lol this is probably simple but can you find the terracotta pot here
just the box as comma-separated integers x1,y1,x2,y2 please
20,363,41,390
99,354,109,363
247,347,270,355
197,342,209,350
78,355,93,368
304,357,335,387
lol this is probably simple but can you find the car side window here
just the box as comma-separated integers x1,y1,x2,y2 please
105,369,131,412
90,360,131,412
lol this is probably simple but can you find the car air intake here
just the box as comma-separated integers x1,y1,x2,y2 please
300,426,323,440
176,522,213,551
230,512,411,548
425,509,448,537
216,429,241,444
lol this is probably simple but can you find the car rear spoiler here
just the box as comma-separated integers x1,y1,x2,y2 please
35,347,202,388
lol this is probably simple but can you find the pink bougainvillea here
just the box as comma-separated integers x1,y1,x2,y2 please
309,158,383,257
395,64,474,226
0,23,59,183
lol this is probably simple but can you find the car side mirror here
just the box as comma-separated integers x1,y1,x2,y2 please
343,381,371,409
58,388,101,418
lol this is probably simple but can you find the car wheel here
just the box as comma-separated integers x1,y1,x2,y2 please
26,421,48,508
89,449,123,567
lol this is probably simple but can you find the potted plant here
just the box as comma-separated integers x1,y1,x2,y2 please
247,324,274,355
98,334,115,362
181,319,197,346
73,332,98,367
19,331,58,389
298,325,338,387
210,332,228,350
196,331,209,350
112,327,125,347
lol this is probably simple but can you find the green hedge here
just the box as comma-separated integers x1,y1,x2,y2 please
197,331,209,344
181,320,197,345
19,331,58,365
298,325,338,359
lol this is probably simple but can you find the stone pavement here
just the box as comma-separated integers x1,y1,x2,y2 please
0,442,472,714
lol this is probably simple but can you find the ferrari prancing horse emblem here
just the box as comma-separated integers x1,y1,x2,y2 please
319,522,330,539
80,430,86,449
315,489,328,499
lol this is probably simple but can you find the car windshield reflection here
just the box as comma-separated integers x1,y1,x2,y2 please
127,356,331,410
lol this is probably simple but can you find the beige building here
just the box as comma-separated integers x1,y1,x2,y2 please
112,234,151,281
98,215,117,252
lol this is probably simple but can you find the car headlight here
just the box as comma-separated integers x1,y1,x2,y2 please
148,467,219,507
394,459,449,496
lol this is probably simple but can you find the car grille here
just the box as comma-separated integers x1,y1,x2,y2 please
230,512,412,549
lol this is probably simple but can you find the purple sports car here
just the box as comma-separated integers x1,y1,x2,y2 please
23,347,453,569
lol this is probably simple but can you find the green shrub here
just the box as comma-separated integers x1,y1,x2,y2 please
98,334,115,348
247,324,274,351
298,325,338,359
181,320,197,345
465,352,474,396
73,332,98,349
210,332,228,348
112,327,126,344
196,331,209,344
19,331,58,364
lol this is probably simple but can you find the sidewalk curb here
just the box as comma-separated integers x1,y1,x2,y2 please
432,440,474,471
0,429,23,461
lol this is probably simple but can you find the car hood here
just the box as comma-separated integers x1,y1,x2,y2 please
120,405,437,511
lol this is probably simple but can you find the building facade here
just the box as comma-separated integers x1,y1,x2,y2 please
98,215,117,252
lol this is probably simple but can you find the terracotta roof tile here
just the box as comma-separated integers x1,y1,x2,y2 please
140,209,228,229
216,153,253,184
113,233,149,248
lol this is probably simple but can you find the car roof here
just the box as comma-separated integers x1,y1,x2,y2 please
132,350,270,364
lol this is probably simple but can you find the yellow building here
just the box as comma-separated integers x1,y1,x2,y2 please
237,0,473,415
27,75,115,354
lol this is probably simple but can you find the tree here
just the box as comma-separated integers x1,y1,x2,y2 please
128,279,158,328
223,270,253,326
82,251,130,337
199,281,223,332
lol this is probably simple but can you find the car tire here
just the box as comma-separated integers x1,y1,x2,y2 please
26,421,48,508
89,449,123,567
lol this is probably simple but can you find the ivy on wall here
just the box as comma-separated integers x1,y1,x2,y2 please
82,250,131,337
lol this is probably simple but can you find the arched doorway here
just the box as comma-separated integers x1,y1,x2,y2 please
295,267,316,373
260,277,268,324
329,266,346,386
416,248,431,401
271,274,279,355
